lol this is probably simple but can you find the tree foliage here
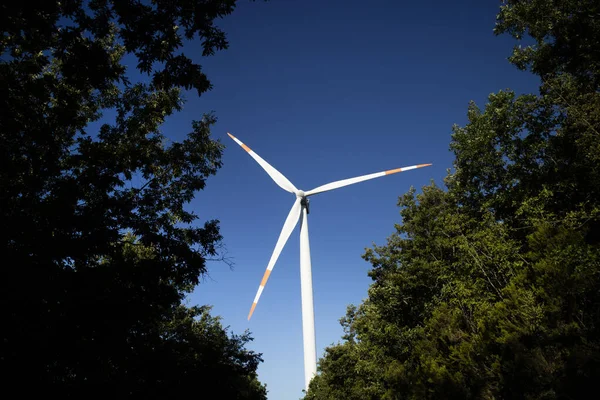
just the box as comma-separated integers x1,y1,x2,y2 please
1,1,266,397
305,0,600,398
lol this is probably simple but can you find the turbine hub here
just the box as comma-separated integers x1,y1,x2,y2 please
296,190,306,198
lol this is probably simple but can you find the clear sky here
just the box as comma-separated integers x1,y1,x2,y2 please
155,1,540,398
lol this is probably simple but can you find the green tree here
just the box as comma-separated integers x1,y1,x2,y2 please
0,1,266,397
306,0,600,398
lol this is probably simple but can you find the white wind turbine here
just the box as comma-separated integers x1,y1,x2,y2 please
227,132,431,391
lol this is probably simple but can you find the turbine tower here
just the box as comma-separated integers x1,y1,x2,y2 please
227,132,431,391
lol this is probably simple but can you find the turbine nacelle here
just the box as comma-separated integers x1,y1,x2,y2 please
300,196,310,215
296,190,310,214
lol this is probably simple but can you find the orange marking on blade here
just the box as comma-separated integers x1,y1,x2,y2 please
260,269,272,287
385,168,403,175
227,132,251,152
248,302,257,320
417,163,432,168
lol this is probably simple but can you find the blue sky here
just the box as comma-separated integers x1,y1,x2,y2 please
154,1,540,398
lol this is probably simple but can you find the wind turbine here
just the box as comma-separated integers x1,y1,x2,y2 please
227,132,431,391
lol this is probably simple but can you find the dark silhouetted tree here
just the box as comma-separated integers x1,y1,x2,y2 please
0,1,266,398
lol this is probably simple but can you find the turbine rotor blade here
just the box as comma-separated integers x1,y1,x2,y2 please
227,132,298,194
248,198,302,320
305,163,432,196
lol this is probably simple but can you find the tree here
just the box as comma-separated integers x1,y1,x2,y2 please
0,1,266,397
306,0,600,398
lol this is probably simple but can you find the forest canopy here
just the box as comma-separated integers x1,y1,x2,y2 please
305,0,600,398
